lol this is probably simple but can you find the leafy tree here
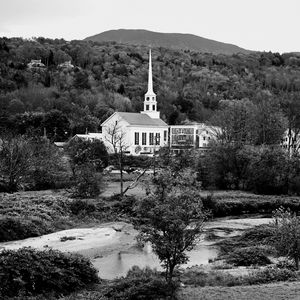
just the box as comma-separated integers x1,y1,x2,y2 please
73,163,102,198
10,112,44,136
254,97,287,145
29,136,66,190
134,167,205,283
42,109,70,141
246,146,289,194
209,99,258,145
67,138,108,174
273,208,300,270
74,70,90,89
7,99,25,114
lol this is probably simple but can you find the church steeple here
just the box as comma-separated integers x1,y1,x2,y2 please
147,49,154,95
141,49,160,119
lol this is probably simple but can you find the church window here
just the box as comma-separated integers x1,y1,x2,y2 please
164,130,167,141
146,97,150,101
134,132,139,145
142,133,146,145
152,97,155,100
146,105,149,110
149,133,154,145
152,105,155,110
156,133,160,145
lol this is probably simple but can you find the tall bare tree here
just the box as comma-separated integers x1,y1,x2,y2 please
0,135,32,192
104,120,128,196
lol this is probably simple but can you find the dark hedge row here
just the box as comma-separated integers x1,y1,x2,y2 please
0,248,99,298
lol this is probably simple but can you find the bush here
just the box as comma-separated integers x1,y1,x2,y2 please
111,195,138,216
246,267,297,285
226,247,271,266
181,267,297,287
0,248,99,298
276,259,298,271
30,169,56,190
201,193,217,215
0,217,49,242
181,269,241,287
102,266,176,300
69,199,96,215
239,225,274,244
73,164,102,198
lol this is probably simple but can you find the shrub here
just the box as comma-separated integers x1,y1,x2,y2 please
239,224,274,244
201,193,217,215
69,199,96,215
73,164,102,198
0,248,99,297
246,267,297,285
226,247,271,266
181,267,297,287
181,269,241,287
102,266,176,300
30,169,56,190
276,259,298,271
111,195,138,216
0,217,49,242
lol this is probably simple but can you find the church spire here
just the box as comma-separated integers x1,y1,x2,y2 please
141,49,160,119
147,49,154,95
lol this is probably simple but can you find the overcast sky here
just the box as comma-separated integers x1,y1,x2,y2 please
0,0,299,53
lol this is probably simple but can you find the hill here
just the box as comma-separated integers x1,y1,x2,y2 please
85,29,251,55
0,37,300,138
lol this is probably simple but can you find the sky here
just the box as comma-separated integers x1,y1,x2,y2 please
0,0,299,53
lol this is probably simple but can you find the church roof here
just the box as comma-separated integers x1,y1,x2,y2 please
117,112,168,127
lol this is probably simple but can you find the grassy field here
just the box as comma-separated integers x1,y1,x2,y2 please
178,281,300,300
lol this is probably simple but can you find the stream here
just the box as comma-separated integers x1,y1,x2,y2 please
0,217,272,279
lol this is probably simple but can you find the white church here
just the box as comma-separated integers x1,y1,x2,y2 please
101,50,169,155
71,50,220,155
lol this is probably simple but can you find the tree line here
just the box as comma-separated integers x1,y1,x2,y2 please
1,37,300,140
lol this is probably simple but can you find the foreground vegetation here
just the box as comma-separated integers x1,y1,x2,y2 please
0,248,98,298
178,282,300,300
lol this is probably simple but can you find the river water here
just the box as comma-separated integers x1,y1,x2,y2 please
0,217,272,279
93,243,219,279
93,217,272,279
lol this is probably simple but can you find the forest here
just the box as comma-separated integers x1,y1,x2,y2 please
1,37,300,141
2,37,300,299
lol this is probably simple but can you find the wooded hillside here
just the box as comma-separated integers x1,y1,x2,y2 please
0,37,300,140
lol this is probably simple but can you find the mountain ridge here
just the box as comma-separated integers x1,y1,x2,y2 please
84,29,252,55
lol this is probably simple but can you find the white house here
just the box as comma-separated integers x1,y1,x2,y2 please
101,50,169,156
169,123,220,153
281,129,300,154
27,59,45,69
58,61,74,69
70,133,103,143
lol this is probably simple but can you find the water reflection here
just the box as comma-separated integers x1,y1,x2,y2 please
93,243,218,279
